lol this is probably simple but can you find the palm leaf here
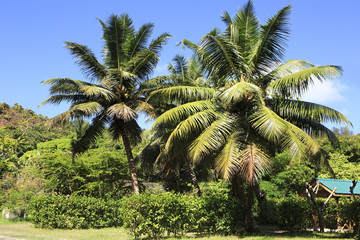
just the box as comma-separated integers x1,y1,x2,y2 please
249,105,287,142
268,99,351,126
72,113,107,155
189,116,234,162
237,144,270,185
152,100,216,128
163,110,219,156
220,81,264,105
128,23,154,58
269,65,342,97
80,85,117,102
107,103,138,122
215,131,242,180
71,102,103,117
147,86,215,105
64,42,107,81
250,5,291,72
149,33,172,55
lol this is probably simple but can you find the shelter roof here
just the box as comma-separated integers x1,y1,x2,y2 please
299,178,360,198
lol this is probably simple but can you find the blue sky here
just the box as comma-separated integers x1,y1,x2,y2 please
1,0,359,133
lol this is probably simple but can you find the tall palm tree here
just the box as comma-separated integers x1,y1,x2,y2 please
148,1,351,230
40,14,171,194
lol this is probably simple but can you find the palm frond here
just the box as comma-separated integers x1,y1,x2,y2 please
220,81,264,105
64,42,107,81
149,33,172,55
45,109,79,127
237,144,270,185
41,78,90,95
39,94,87,107
269,65,342,97
268,99,351,126
80,85,117,102
128,23,154,58
71,102,103,117
72,113,107,155
189,116,234,162
281,122,320,159
135,101,157,119
215,131,242,180
198,33,243,82
250,5,291,72
227,1,259,60
127,49,158,79
249,105,287,142
152,100,216,128
163,110,219,156
107,103,138,122
101,14,134,69
147,86,215,105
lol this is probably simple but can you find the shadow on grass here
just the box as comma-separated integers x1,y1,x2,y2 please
160,225,354,240
250,225,354,239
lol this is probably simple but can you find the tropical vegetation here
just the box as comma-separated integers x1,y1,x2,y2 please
0,1,359,239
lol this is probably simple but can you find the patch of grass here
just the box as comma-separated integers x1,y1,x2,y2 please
0,220,354,240
0,221,128,240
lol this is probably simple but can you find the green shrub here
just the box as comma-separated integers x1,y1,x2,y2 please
276,197,312,231
194,181,244,235
343,198,360,235
256,198,278,225
121,192,193,239
28,194,122,229
121,182,245,239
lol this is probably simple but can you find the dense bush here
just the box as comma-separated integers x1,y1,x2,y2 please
121,192,193,239
28,194,122,229
195,181,244,235
276,197,312,231
121,182,244,239
342,198,360,235
29,149,130,198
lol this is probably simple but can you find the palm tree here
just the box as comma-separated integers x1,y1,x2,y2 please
148,1,351,230
40,14,171,194
140,55,208,196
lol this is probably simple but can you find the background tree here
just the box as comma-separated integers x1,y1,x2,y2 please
41,14,171,194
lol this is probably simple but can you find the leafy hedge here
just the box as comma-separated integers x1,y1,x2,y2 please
27,183,245,237
28,194,122,229
257,198,312,230
121,188,244,239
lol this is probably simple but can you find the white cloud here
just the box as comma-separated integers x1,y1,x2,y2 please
301,79,347,104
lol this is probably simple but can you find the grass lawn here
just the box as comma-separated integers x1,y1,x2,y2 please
0,218,354,240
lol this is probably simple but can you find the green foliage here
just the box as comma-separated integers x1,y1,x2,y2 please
342,198,360,235
121,192,192,239
195,181,244,235
319,152,360,180
38,149,130,198
272,160,315,195
276,197,312,231
37,138,72,153
121,183,244,239
0,157,45,211
28,194,122,229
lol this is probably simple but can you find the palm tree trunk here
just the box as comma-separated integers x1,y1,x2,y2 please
185,157,202,196
120,125,140,195
231,175,258,232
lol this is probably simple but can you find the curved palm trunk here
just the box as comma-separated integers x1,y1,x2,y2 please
120,126,140,195
185,157,202,196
